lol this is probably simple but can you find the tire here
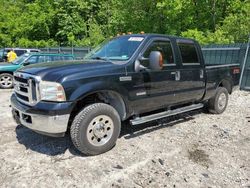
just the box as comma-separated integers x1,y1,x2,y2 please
208,87,229,114
0,73,14,89
70,103,121,156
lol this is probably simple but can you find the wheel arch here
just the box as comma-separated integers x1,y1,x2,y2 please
68,90,128,127
217,78,233,94
0,71,14,75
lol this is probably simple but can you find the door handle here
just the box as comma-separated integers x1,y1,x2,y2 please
171,71,181,81
200,70,204,79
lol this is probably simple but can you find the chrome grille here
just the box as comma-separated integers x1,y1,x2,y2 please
13,72,41,106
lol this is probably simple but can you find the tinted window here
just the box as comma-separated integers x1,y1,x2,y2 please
85,36,144,61
53,56,62,61
45,56,53,62
177,42,199,64
142,40,174,67
0,49,3,57
37,56,46,63
27,56,37,64
63,56,74,60
15,50,27,56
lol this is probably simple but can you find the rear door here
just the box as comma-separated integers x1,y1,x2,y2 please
175,39,206,102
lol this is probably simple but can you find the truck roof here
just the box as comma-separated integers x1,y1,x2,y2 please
117,34,197,42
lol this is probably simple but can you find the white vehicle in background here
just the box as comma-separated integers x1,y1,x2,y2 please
0,48,40,62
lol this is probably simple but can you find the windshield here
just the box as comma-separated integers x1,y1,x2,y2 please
11,53,30,65
84,36,145,62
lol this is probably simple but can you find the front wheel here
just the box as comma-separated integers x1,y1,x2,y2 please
0,73,13,89
70,103,121,155
208,87,229,114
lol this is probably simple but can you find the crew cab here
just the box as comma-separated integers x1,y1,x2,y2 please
0,53,75,89
11,34,240,155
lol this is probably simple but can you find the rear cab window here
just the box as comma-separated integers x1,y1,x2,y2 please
177,40,200,65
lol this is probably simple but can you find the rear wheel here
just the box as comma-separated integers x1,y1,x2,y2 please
0,73,13,89
70,103,121,155
208,87,229,114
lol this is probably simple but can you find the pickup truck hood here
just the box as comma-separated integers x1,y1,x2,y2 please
18,60,124,82
0,63,20,71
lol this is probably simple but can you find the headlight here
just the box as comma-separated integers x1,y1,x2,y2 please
39,81,66,102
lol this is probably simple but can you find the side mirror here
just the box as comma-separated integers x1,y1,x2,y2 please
135,60,146,72
149,51,163,71
23,61,30,66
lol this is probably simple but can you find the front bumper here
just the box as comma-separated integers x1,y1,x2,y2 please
11,94,72,137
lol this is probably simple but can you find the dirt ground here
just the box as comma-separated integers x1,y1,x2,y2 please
0,89,249,188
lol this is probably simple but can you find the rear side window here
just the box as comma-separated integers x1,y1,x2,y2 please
45,56,53,62
37,55,46,63
63,56,74,60
177,42,199,64
53,56,62,61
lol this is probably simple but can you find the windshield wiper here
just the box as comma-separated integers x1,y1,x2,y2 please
91,56,109,61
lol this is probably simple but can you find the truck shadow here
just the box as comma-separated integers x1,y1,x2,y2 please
15,125,81,156
15,109,204,157
119,110,202,139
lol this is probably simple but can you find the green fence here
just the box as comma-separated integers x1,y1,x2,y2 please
40,47,91,59
39,43,250,91
202,43,250,91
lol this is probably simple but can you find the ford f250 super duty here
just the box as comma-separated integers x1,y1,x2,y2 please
11,34,240,155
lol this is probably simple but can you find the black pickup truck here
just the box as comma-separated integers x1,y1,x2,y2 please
11,34,240,155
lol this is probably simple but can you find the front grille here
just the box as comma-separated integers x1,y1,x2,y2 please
13,72,40,106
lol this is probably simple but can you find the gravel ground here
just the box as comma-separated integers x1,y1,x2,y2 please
0,89,249,188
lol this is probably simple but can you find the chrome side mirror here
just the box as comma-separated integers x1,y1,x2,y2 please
149,51,163,71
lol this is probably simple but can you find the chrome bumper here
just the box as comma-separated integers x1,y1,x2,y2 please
11,97,70,136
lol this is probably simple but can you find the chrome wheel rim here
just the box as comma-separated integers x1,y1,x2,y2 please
86,115,114,146
0,76,12,87
218,93,227,110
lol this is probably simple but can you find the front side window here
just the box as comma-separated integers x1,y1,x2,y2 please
26,56,37,64
177,42,199,64
141,40,175,67
53,56,62,61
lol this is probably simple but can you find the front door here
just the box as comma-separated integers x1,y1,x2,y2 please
131,38,182,113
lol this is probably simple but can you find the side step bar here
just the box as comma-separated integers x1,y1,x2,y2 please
130,103,204,125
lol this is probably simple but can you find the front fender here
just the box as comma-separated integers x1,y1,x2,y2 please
67,80,129,102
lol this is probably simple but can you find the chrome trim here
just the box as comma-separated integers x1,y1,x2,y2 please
171,71,181,81
13,72,41,106
206,64,240,69
11,99,69,134
202,47,240,51
130,103,204,125
183,63,200,66
14,89,29,97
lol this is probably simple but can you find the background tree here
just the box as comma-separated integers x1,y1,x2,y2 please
0,0,249,47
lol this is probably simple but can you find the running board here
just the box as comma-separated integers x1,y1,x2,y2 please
130,103,204,125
